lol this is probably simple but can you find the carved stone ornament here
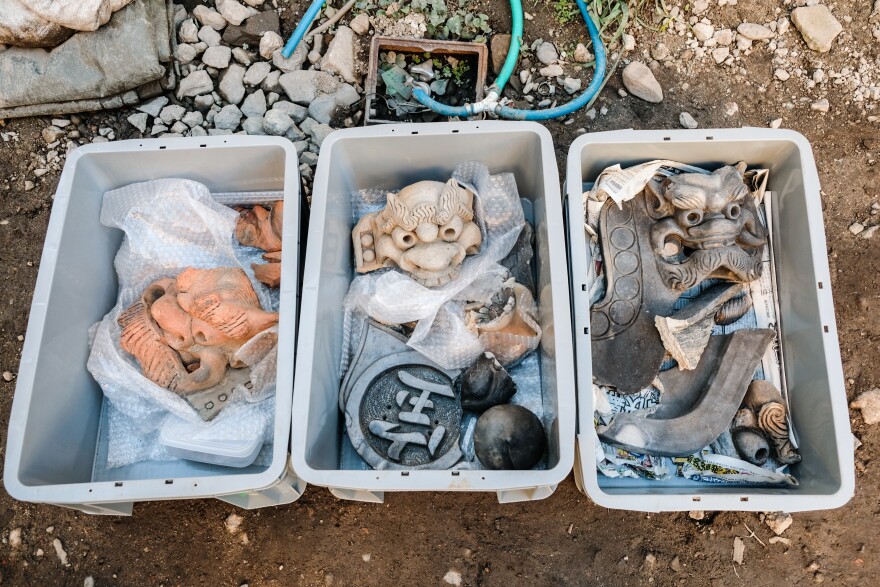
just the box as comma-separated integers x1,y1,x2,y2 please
591,164,767,393
352,179,482,287
456,352,517,413
740,379,801,465
474,404,546,470
342,319,463,470
118,267,279,396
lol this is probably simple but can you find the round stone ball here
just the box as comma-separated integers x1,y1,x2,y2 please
474,404,546,470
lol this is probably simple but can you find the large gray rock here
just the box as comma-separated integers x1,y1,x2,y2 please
791,5,842,52
198,25,222,47
279,70,340,104
178,19,199,44
160,104,186,123
176,43,198,64
308,94,337,125
242,116,266,134
621,61,663,103
241,89,267,117
309,122,334,146
127,112,149,133
177,69,214,98
219,63,246,104
261,70,282,93
214,104,243,130
320,26,357,83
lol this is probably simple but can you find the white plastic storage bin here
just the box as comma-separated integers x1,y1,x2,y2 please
3,137,305,515
292,121,575,503
566,128,854,512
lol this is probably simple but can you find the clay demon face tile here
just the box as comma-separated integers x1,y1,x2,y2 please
352,178,482,287
118,267,279,395
646,164,767,291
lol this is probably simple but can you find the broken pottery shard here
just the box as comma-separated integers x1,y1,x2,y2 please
590,192,682,393
731,407,771,465
742,379,801,464
655,282,745,370
466,278,541,367
714,291,752,326
252,250,281,288
597,329,774,457
342,321,462,470
456,352,517,412
474,404,545,470
236,201,283,252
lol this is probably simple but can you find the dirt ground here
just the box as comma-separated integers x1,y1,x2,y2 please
0,0,878,585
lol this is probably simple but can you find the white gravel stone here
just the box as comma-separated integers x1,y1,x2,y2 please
273,45,307,72
8,528,21,548
713,29,734,46
244,62,272,86
350,13,370,35
176,43,198,64
536,41,558,65
764,512,793,535
160,104,186,123
190,126,208,137
241,89,268,117
774,68,791,81
216,0,257,26
177,70,214,99
539,64,564,78
198,25,222,47
851,388,880,424
263,109,294,135
736,35,753,51
737,22,774,40
849,221,865,235
769,117,783,128
177,111,201,129
232,47,253,65
194,94,215,110
811,98,829,112
693,22,715,42
178,19,199,43
260,31,284,60
623,33,635,52
563,77,582,94
573,43,592,63
219,64,247,104
679,112,699,129
202,45,232,68
214,104,243,130
320,26,357,83
193,5,227,31
279,70,340,105
127,112,147,133
137,96,169,118
791,5,842,53
723,101,739,116
621,61,663,102
42,125,65,143
712,46,730,64
242,116,266,134
53,538,68,566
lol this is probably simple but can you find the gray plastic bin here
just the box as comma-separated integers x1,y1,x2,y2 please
566,128,854,512
291,121,576,503
3,136,305,515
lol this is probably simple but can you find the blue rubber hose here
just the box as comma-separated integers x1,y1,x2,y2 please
281,0,327,59
412,0,606,120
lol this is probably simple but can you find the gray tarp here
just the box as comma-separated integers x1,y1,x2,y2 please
0,0,174,118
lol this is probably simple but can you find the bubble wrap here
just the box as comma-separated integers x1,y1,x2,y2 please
341,162,527,370
86,179,277,468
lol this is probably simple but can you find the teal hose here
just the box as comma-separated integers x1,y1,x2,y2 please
281,0,326,59
412,0,606,120
494,0,524,92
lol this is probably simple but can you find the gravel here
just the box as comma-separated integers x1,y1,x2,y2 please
219,64,246,104
621,61,663,102
202,45,232,68
213,104,243,130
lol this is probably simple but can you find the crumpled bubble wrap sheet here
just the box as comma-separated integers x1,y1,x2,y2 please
86,179,277,468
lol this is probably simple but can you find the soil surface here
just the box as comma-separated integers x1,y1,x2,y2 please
1,0,879,585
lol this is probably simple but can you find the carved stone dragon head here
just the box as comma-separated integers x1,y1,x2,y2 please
645,163,767,290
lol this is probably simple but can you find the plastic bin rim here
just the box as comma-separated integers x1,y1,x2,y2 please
3,135,300,506
291,119,575,493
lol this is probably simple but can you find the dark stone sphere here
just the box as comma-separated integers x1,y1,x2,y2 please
474,404,545,470
458,352,517,413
